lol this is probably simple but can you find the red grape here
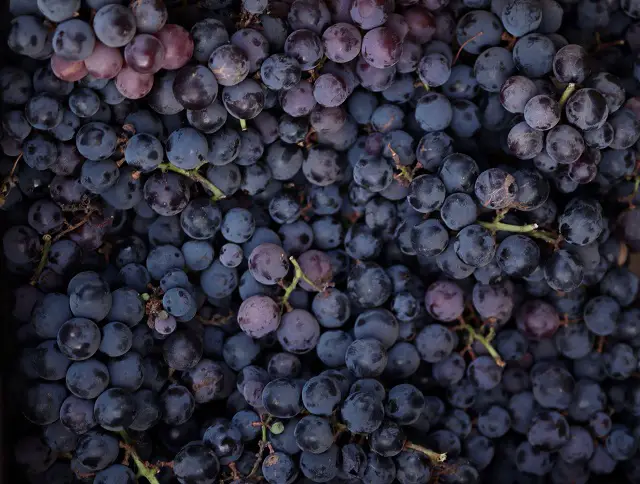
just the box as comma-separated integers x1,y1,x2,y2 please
115,66,154,99
51,55,88,82
155,24,193,70
83,41,123,79
124,34,166,74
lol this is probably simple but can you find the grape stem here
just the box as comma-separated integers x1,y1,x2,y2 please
239,119,248,131
453,31,483,64
0,153,22,207
280,256,324,311
619,175,640,207
492,208,509,224
558,83,576,107
247,416,272,479
404,442,447,464
478,220,538,233
593,32,625,52
477,220,558,244
157,163,226,201
118,431,161,484
455,317,505,367
30,234,52,286
53,208,99,242
195,310,235,326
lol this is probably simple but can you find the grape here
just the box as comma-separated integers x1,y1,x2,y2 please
130,0,167,33
50,56,88,82
456,10,503,54
524,96,561,140
237,295,280,338
68,87,100,118
288,0,330,34
262,452,298,483
500,75,538,113
74,431,119,472
166,127,208,169
191,18,228,64
284,29,324,70
553,44,591,84
124,34,166,74
115,65,154,99
415,92,452,131
474,168,517,209
93,4,136,48
222,79,265,121
8,15,49,58
231,28,269,73
323,23,362,63
173,443,220,483
513,33,555,77
25,93,63,130
361,27,402,69
312,73,347,107
125,133,163,172
208,44,249,87
502,0,542,36
341,391,384,433
277,309,320,354
155,24,193,70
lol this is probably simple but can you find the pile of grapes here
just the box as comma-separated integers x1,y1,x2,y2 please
6,0,640,482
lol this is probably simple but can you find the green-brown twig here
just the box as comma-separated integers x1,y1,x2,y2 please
119,431,161,484
280,256,324,311
30,234,52,286
157,163,226,201
558,83,576,107
404,442,448,464
478,220,558,245
455,316,505,367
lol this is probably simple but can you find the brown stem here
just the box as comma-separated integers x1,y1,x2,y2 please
454,32,483,64
404,442,447,464
53,209,97,242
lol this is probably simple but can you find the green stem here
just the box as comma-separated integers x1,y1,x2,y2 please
478,220,539,233
493,209,509,224
404,442,447,464
157,163,225,201
558,82,576,107
528,229,558,245
462,324,505,367
281,256,324,311
480,219,558,245
118,431,161,484
239,119,247,131
30,234,52,286
248,419,270,479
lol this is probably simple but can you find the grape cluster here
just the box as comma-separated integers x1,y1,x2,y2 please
5,0,640,483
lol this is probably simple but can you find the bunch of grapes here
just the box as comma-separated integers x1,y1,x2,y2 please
5,0,640,482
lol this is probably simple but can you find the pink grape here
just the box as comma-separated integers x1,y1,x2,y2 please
51,55,88,82
237,295,281,338
155,24,193,70
115,66,154,99
124,34,166,74
83,41,123,79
